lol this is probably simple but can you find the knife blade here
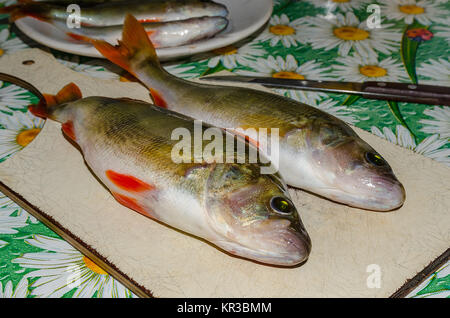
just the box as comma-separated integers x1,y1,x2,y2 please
199,75,450,106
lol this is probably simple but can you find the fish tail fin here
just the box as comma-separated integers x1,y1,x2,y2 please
0,2,50,22
29,83,82,119
89,14,162,77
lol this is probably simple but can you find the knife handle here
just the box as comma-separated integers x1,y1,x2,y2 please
362,81,450,106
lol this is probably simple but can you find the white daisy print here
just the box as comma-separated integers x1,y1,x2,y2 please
13,235,135,298
417,58,450,86
55,54,120,80
303,11,402,58
0,110,45,161
371,125,449,166
419,106,450,139
0,191,38,224
304,0,372,12
332,54,409,82
163,64,199,79
258,14,309,48
0,81,32,112
408,264,450,298
312,98,359,125
380,0,447,25
0,28,28,56
0,277,29,298
433,21,450,45
0,207,28,234
0,239,7,249
237,54,332,104
205,41,267,69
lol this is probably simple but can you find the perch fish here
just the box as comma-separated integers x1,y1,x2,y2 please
87,14,406,212
28,83,311,266
1,0,229,26
54,16,228,48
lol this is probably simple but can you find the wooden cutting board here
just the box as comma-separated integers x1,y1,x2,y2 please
0,49,448,298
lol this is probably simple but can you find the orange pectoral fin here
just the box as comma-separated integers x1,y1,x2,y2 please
106,170,154,193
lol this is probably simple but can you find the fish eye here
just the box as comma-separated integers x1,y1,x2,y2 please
365,152,386,166
270,196,294,215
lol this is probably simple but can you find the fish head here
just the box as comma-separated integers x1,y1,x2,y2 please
205,163,311,266
306,127,406,211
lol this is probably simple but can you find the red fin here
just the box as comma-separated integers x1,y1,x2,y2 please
66,32,92,43
89,14,159,76
29,98,49,118
28,83,82,119
231,129,260,149
106,170,154,193
61,121,76,141
111,192,152,217
139,18,160,23
0,2,49,22
45,82,82,107
149,89,167,108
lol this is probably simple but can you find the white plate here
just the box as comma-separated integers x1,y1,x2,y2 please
15,0,273,61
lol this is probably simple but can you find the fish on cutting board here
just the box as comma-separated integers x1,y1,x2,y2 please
54,16,228,48
87,14,406,212
0,0,229,27
28,83,311,266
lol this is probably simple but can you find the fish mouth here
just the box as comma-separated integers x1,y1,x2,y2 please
324,175,406,211
364,176,406,211
213,226,311,266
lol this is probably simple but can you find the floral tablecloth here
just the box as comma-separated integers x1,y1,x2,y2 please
0,0,449,298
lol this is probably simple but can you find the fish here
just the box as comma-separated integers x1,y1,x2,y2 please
87,14,406,212
54,16,228,49
34,0,131,5
0,0,229,27
28,83,311,266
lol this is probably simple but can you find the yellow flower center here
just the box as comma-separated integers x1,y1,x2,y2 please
83,256,107,275
399,5,425,15
0,49,4,57
359,65,387,78
212,45,238,56
272,71,305,80
270,25,295,36
333,26,370,41
332,0,350,2
16,128,41,147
